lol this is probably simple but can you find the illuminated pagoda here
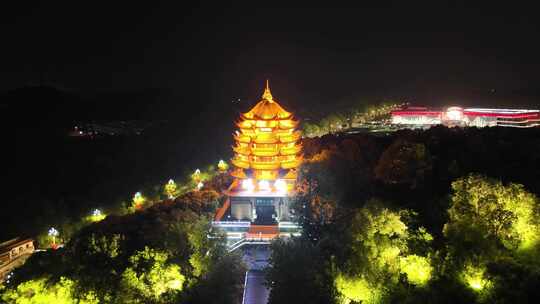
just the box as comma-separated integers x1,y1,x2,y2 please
226,81,302,225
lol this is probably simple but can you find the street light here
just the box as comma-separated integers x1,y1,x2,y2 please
48,227,59,247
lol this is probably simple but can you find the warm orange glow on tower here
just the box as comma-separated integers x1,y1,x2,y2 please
230,81,302,192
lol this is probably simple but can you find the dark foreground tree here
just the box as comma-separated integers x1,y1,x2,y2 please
266,238,337,304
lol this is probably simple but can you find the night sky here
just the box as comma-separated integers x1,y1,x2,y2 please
3,3,540,241
3,3,540,111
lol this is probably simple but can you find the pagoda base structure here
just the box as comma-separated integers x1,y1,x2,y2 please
225,185,292,225
212,181,301,247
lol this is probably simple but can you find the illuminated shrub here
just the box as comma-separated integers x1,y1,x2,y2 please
461,263,491,293
1,277,98,304
399,254,433,286
120,247,185,303
335,274,383,304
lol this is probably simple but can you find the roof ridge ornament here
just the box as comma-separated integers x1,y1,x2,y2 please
262,79,273,102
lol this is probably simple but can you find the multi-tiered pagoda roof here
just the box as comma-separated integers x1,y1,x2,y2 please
230,81,302,192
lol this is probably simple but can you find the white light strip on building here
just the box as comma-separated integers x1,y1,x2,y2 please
464,108,540,114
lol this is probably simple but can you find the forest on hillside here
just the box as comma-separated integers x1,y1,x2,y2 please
268,126,540,304
3,126,540,303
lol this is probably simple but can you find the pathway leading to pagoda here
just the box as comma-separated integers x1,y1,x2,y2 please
242,245,270,304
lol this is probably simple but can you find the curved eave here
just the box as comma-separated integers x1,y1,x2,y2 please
280,144,302,155
282,169,298,180
281,158,303,169
234,134,251,144
232,145,251,155
230,168,247,179
279,131,302,143
231,158,250,169
241,111,293,121
236,121,254,129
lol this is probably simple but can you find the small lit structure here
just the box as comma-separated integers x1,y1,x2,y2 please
165,179,178,199
48,227,59,247
88,209,106,222
0,238,35,283
192,169,201,182
133,192,145,209
218,160,229,172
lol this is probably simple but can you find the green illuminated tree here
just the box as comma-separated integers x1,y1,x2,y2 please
187,218,225,277
336,202,434,303
345,202,409,281
444,174,540,257
1,277,98,304
119,247,185,304
302,122,322,138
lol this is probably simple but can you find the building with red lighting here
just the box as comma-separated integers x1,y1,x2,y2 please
391,106,540,128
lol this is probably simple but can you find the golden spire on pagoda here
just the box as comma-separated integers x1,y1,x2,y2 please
262,79,273,102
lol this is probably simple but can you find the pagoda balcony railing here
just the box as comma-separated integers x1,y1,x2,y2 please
234,134,251,143
231,157,250,169
251,148,280,157
254,120,279,128
280,144,302,155
239,129,256,136
254,135,278,144
275,128,293,135
251,161,281,170
279,131,301,143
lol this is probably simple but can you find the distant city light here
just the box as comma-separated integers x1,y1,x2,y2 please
446,107,464,121
92,209,102,217
392,106,540,128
